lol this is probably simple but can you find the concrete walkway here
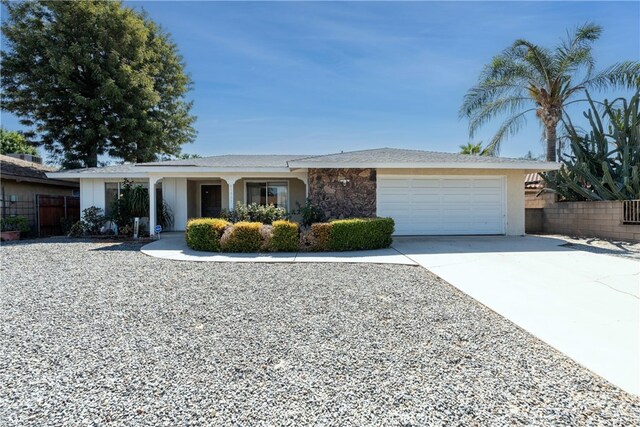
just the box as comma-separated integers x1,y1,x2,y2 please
393,235,640,396
142,232,639,395
141,232,416,265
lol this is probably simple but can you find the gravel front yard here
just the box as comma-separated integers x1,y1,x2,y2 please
1,239,639,426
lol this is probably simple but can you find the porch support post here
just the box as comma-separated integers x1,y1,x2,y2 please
222,176,239,211
149,176,160,235
300,176,309,199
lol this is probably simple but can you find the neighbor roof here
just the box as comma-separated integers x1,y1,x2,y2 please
0,154,78,187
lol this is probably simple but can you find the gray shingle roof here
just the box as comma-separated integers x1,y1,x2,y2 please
1,155,79,186
138,154,305,168
47,147,558,177
288,148,554,166
51,163,141,175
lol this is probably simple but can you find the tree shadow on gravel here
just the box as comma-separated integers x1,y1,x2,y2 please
88,242,146,252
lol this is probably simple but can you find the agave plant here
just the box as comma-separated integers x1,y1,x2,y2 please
542,90,640,201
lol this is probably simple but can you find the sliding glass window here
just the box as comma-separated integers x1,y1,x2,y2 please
246,182,288,209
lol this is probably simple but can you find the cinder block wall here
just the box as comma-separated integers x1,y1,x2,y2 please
542,200,640,242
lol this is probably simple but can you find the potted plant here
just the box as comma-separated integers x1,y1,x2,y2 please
1,216,29,241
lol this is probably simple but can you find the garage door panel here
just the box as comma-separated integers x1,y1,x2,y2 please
378,175,505,235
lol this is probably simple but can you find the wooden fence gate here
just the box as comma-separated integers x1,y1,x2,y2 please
37,195,80,236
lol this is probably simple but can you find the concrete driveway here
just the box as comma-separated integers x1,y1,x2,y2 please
392,235,640,395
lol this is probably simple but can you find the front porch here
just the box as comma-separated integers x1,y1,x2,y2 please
151,173,308,232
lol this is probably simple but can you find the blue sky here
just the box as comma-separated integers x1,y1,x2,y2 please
2,1,639,159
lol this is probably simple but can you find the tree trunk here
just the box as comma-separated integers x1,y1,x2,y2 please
86,152,98,168
85,143,99,168
546,124,557,162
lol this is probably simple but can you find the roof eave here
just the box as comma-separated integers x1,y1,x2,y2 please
45,172,148,180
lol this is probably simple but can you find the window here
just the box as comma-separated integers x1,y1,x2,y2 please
104,183,119,217
104,181,148,216
246,181,288,209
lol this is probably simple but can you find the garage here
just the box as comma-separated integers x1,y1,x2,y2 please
377,175,506,235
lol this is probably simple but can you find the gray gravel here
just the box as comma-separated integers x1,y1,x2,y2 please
1,239,639,426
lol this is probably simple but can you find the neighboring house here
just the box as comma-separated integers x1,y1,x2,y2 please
47,148,558,236
1,154,80,234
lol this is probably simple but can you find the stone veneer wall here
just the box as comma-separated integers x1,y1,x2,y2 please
308,168,377,219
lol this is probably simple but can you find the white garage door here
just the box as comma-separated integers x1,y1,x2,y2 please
377,175,506,235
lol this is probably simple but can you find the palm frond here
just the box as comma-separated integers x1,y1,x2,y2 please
554,23,602,77
484,109,535,156
509,40,554,86
468,96,531,137
459,76,529,119
581,61,640,91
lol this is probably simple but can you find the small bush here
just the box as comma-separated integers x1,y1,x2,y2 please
186,218,230,251
119,224,134,237
220,221,263,252
68,220,86,237
293,199,325,227
270,220,299,252
60,217,76,235
309,222,331,251
1,216,29,233
259,224,273,251
221,202,287,224
329,217,394,251
82,206,106,234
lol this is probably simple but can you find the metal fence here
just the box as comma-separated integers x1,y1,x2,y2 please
622,200,640,224
0,193,80,236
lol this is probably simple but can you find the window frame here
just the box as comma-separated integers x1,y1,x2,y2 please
244,180,290,211
104,180,149,216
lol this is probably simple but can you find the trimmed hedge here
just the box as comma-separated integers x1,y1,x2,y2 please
184,217,394,253
329,217,395,251
186,218,230,251
270,220,299,252
220,221,263,252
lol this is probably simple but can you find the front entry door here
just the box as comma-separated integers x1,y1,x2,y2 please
201,185,222,217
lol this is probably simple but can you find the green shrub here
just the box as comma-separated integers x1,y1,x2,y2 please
293,199,325,227
328,217,394,251
68,220,86,237
270,220,299,252
82,206,106,235
60,217,76,235
186,218,230,251
1,216,29,233
221,202,287,224
220,221,263,252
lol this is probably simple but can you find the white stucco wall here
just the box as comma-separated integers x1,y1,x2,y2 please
162,178,188,231
79,178,106,214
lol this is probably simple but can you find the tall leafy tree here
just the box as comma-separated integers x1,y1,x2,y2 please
460,23,640,161
1,1,196,168
0,128,37,155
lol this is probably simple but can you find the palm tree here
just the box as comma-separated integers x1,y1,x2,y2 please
460,23,639,161
459,142,491,156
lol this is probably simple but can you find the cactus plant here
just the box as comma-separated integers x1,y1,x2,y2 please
543,91,640,201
